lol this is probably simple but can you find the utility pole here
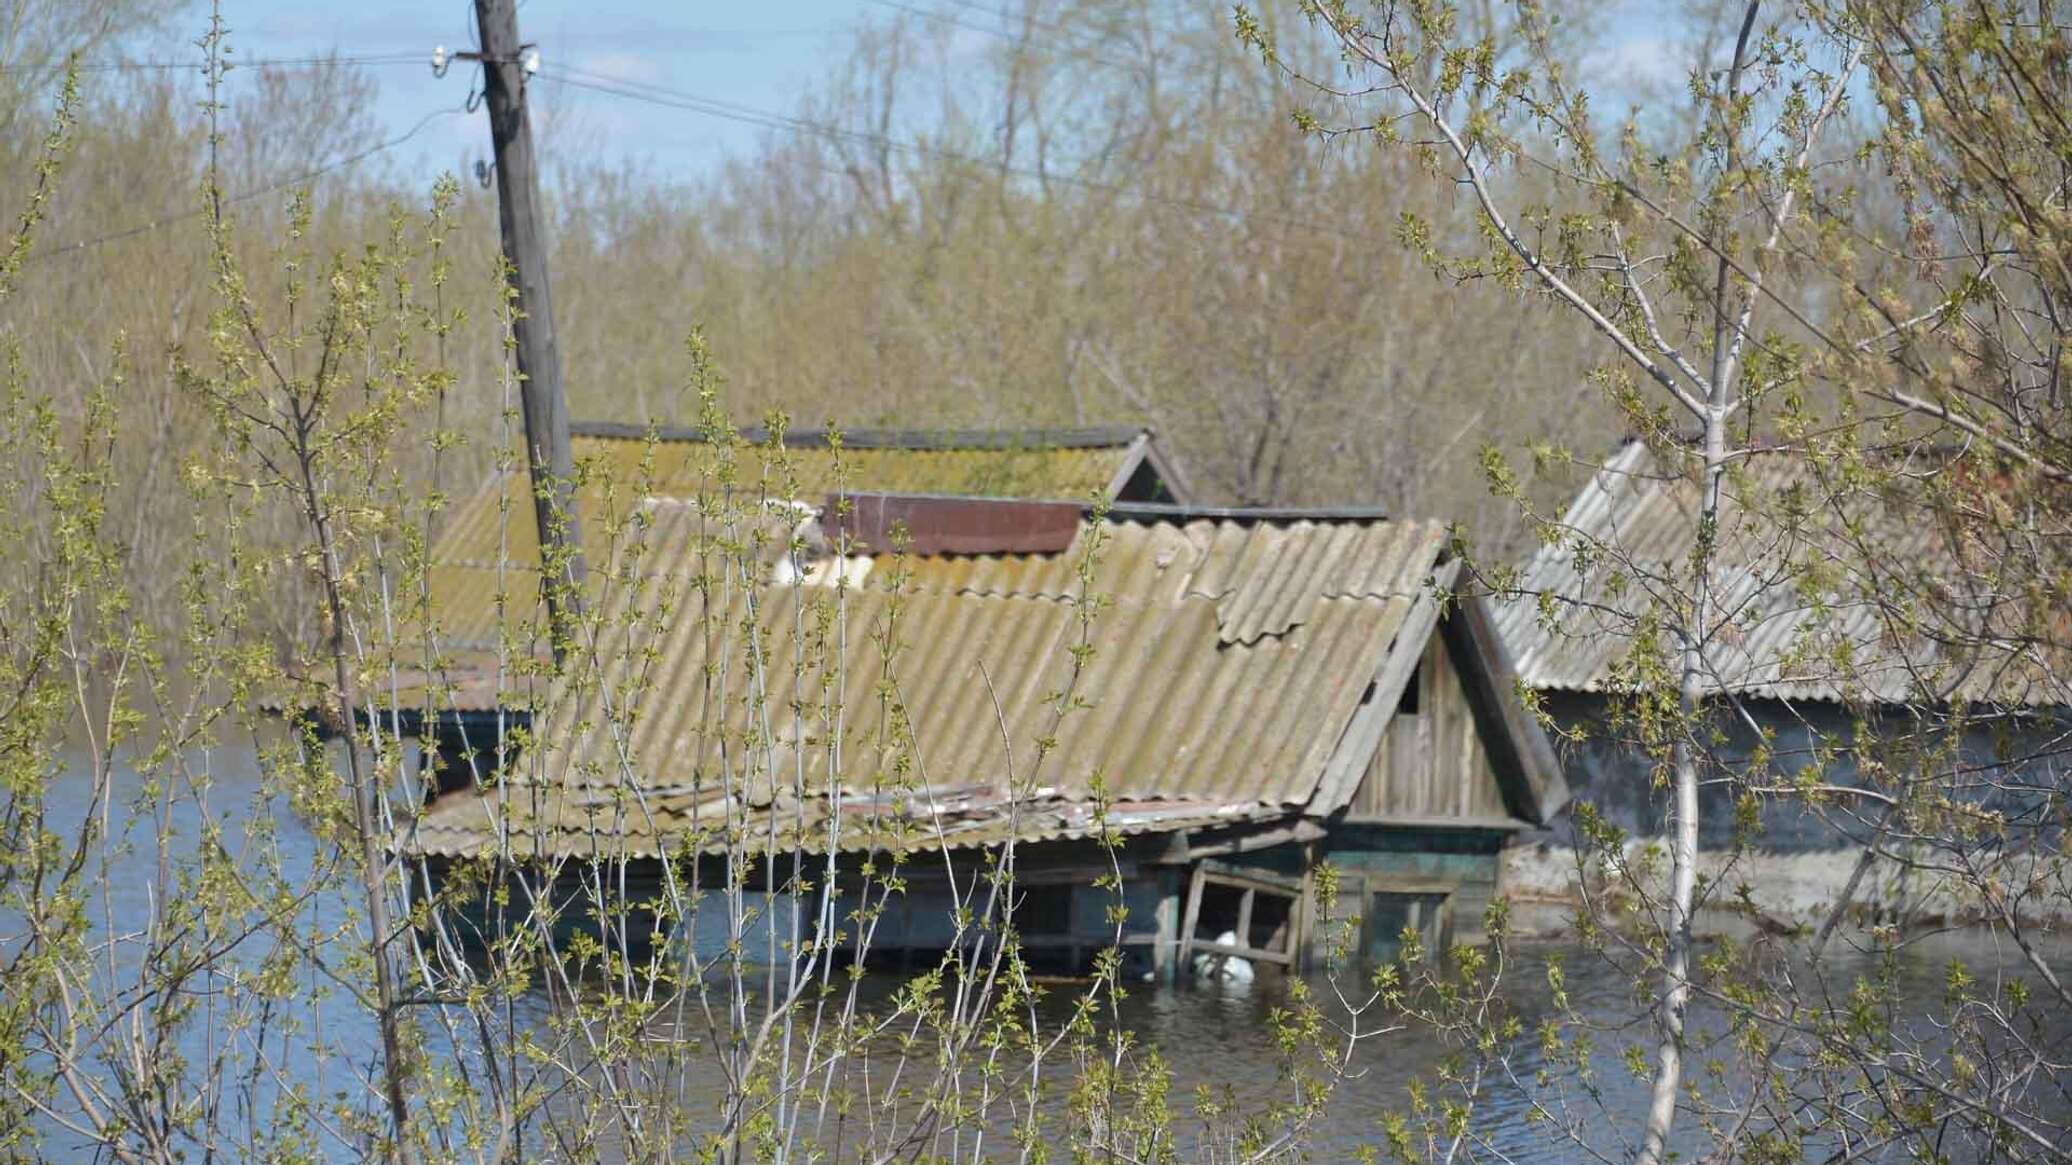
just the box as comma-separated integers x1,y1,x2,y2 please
471,0,586,661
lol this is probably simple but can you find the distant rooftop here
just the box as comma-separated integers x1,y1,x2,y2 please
1495,439,2069,708
571,420,1163,452
393,424,1187,681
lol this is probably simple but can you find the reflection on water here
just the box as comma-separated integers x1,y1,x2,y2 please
12,749,2070,1161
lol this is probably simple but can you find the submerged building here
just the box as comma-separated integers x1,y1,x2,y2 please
383,421,1186,786
390,427,1564,977
1494,438,2070,925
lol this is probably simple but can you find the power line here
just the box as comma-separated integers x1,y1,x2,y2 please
538,65,1365,241
545,66,805,138
24,107,469,265
21,36,1364,261
860,0,1139,71
934,0,1138,45
0,52,427,75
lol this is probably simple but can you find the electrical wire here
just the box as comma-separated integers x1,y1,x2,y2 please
934,0,1147,47
538,65,1364,240
859,0,1140,72
20,22,1361,261
0,52,427,75
23,106,469,264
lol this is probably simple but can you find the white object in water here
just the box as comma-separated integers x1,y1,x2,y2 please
1191,930,1255,983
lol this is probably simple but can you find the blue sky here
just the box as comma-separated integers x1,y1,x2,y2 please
191,1,1694,190
211,1,900,182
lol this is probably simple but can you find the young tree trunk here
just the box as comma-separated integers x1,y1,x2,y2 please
296,416,422,1165
1638,414,1725,1165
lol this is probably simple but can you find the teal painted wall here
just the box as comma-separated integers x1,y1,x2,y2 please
1220,825,1508,964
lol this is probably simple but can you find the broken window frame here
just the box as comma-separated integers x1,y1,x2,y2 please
1177,862,1307,968
1335,874,1456,961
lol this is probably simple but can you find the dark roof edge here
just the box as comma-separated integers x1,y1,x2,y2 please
1106,500,1391,523
824,491,1393,524
571,420,1150,451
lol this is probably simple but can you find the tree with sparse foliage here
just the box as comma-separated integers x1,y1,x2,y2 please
1256,0,2072,1160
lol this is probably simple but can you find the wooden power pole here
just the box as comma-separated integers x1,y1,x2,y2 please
472,0,586,659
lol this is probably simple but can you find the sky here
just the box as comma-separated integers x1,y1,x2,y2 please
182,0,1690,193
207,0,920,184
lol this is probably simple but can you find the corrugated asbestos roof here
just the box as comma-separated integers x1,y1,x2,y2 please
1495,441,2068,707
403,510,1456,859
389,425,1168,708
912,517,1443,645
439,425,1158,569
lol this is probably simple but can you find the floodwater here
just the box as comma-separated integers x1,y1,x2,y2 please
12,748,2071,1161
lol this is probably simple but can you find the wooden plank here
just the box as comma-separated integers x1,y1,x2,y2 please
1177,864,1206,967
1307,560,1458,818
1196,861,1305,893
1389,722,1423,815
1152,874,1176,982
1421,636,1444,816
1189,939,1294,966
1463,643,1481,795
1335,813,1534,832
1102,433,1153,501
1356,725,1387,817
1440,594,1570,824
1235,887,1254,951
1360,875,1464,896
1295,851,1314,974
1180,817,1327,860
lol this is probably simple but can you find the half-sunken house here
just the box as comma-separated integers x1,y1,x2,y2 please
387,421,1187,790
1494,439,2070,922
402,488,1565,978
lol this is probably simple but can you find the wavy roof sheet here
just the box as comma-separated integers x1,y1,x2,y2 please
387,424,1174,708
404,510,1455,859
435,424,1165,571
1495,441,2069,707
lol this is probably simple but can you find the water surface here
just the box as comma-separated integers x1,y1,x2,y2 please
13,748,2068,1161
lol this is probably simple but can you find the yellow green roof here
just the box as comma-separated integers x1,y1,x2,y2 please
396,424,1175,695
435,423,1169,570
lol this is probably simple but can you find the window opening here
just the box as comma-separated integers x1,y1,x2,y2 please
1013,883,1074,936
1366,891,1450,960
1396,662,1422,716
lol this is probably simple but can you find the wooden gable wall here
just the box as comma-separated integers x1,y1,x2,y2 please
1349,628,1514,823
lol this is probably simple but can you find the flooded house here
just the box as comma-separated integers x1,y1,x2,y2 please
397,469,1567,978
1493,438,2071,925
383,421,1187,794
